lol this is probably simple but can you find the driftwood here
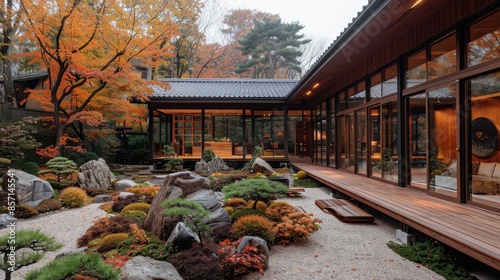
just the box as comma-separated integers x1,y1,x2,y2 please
142,171,210,240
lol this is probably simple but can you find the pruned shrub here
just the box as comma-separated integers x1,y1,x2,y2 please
21,161,40,175
169,242,223,280
125,185,160,197
219,238,266,278
246,200,268,211
211,224,233,243
202,149,216,162
24,253,119,280
98,233,129,253
230,208,267,222
296,170,307,180
111,195,138,213
265,201,297,220
13,205,38,218
34,199,63,213
231,214,275,244
224,198,247,209
120,210,147,224
77,216,133,248
225,206,234,215
121,202,151,214
59,187,87,208
273,212,322,245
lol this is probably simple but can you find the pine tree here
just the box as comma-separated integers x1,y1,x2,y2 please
222,178,289,209
38,157,77,189
236,18,311,79
0,230,62,280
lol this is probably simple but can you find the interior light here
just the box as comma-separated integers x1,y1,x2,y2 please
410,0,423,9
306,90,312,96
313,83,320,89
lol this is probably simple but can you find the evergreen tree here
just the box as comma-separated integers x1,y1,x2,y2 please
236,18,311,79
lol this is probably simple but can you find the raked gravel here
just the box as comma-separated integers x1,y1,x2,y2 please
0,187,444,280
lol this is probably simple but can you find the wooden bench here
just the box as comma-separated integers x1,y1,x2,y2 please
288,187,305,197
315,198,374,223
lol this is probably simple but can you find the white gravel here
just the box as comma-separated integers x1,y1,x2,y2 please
0,187,444,280
242,187,444,280
0,203,107,280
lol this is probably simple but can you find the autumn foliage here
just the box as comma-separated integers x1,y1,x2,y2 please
21,0,179,149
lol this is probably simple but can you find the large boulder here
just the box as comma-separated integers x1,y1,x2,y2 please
77,159,115,189
120,256,182,280
1,169,54,207
0,214,16,229
186,189,222,211
251,157,275,176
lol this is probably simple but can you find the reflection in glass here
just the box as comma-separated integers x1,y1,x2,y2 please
409,94,427,189
428,85,457,198
468,10,500,67
356,109,367,174
469,71,500,210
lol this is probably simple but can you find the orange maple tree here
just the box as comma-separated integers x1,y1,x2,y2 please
20,0,179,150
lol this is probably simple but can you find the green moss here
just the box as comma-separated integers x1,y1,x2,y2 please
121,202,151,214
387,239,478,280
24,253,119,280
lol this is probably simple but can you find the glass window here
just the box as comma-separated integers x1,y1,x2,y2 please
406,49,427,88
381,101,398,183
382,64,398,96
369,106,381,178
408,93,427,189
468,71,500,210
338,91,347,111
329,116,336,168
370,72,382,100
356,109,367,174
468,10,500,67
428,84,457,198
429,34,456,79
346,84,364,108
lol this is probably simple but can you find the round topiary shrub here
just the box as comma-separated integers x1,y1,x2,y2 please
231,214,275,244
13,205,38,218
225,206,234,215
59,187,87,208
121,202,151,214
98,233,130,253
246,200,268,211
84,151,99,162
266,201,297,220
202,149,216,162
21,161,40,176
230,208,267,222
296,170,307,180
224,198,247,209
34,199,63,213
120,210,147,223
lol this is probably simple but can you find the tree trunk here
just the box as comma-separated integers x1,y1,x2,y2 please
1,58,17,107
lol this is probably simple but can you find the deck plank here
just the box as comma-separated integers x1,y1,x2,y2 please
290,158,500,271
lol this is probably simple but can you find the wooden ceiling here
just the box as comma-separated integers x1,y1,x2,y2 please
288,0,497,104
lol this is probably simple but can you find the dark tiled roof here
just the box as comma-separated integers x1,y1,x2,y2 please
152,78,298,99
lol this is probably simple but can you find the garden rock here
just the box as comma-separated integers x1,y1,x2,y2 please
114,179,137,191
55,247,87,259
0,214,16,229
77,159,115,189
120,256,182,280
1,169,54,207
93,194,112,203
206,208,231,229
143,171,210,240
186,189,222,211
195,157,230,173
252,158,275,176
166,221,200,245
237,236,270,269
118,192,135,200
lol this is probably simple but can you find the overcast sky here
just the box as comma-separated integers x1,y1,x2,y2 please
219,0,369,43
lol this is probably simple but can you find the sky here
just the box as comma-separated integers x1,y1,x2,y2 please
219,0,369,43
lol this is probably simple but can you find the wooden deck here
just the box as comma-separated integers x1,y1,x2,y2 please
290,157,500,271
